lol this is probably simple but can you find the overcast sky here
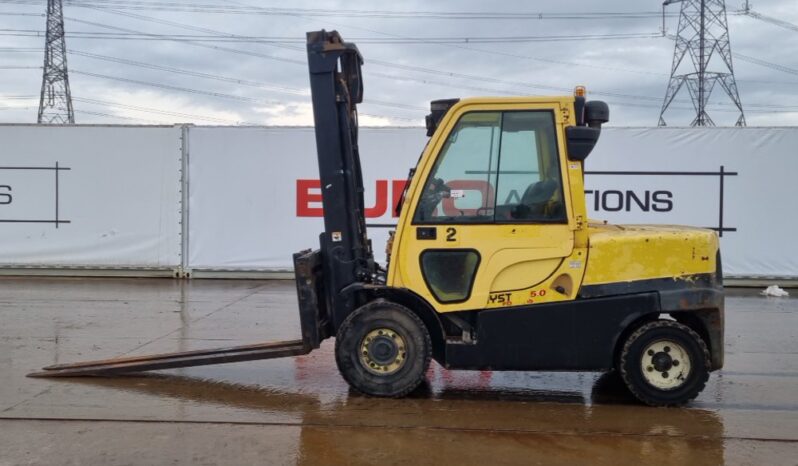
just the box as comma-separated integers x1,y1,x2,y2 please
1,0,797,127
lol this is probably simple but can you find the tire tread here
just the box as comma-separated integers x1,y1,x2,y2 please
619,319,711,407
335,299,432,398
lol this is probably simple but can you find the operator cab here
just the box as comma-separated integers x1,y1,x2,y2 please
389,89,611,313
417,88,609,227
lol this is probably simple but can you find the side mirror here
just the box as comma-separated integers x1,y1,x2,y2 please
585,100,609,128
566,126,600,162
567,100,609,161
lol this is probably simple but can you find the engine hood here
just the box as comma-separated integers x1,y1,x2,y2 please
583,222,719,286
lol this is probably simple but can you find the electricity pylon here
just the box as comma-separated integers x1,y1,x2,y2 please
659,0,745,126
38,0,74,124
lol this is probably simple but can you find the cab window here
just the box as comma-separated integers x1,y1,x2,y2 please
414,112,500,223
495,111,566,221
414,110,565,224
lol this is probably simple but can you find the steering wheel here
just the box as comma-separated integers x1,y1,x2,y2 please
417,178,451,219
476,206,494,217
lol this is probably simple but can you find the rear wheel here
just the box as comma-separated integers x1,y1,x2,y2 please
620,320,710,407
335,300,431,397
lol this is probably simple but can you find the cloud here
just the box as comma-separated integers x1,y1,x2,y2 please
1,0,796,126
88,88,249,124
253,102,313,125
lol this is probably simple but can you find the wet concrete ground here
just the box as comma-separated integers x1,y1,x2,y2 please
0,278,796,465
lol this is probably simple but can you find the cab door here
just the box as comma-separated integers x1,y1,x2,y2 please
393,102,577,313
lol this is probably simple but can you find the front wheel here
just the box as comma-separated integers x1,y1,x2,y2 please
335,300,431,397
619,320,710,407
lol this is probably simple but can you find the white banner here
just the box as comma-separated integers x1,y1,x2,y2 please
2,124,796,278
0,125,182,268
187,126,426,270
187,126,798,278
586,127,798,277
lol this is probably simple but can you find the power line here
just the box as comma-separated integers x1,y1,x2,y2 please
74,96,419,125
734,53,798,76
1,94,39,99
61,13,611,103
662,30,798,78
63,14,420,124
67,56,423,111
70,69,424,117
100,3,785,112
7,1,790,121
73,96,253,123
71,69,280,103
65,51,798,112
613,100,796,114
0,28,664,44
65,2,681,19
0,47,42,52
367,57,665,102
0,11,43,16
0,1,684,20
69,49,308,95
63,15,307,66
736,78,798,85
73,5,670,77
76,4,668,103
65,37,613,106
75,108,169,123
0,0,687,22
61,16,661,104
71,5,798,114
744,9,798,33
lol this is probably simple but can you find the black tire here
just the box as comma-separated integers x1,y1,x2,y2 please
335,300,432,397
619,320,710,407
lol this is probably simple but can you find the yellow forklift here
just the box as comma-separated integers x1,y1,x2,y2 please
34,31,724,407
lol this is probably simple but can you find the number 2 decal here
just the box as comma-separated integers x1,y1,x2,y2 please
446,227,457,242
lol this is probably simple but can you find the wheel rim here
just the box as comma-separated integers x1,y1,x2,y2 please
640,339,692,390
359,328,407,375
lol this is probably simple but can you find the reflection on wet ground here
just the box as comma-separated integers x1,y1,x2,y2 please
0,278,796,465
48,372,728,465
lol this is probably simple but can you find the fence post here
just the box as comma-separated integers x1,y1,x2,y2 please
179,124,192,278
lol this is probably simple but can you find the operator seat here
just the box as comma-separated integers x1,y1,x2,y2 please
514,178,563,220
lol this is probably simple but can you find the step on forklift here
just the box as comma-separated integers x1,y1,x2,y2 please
32,30,724,407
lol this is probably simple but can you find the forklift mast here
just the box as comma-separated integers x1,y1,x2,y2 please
29,31,377,378
303,30,375,329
